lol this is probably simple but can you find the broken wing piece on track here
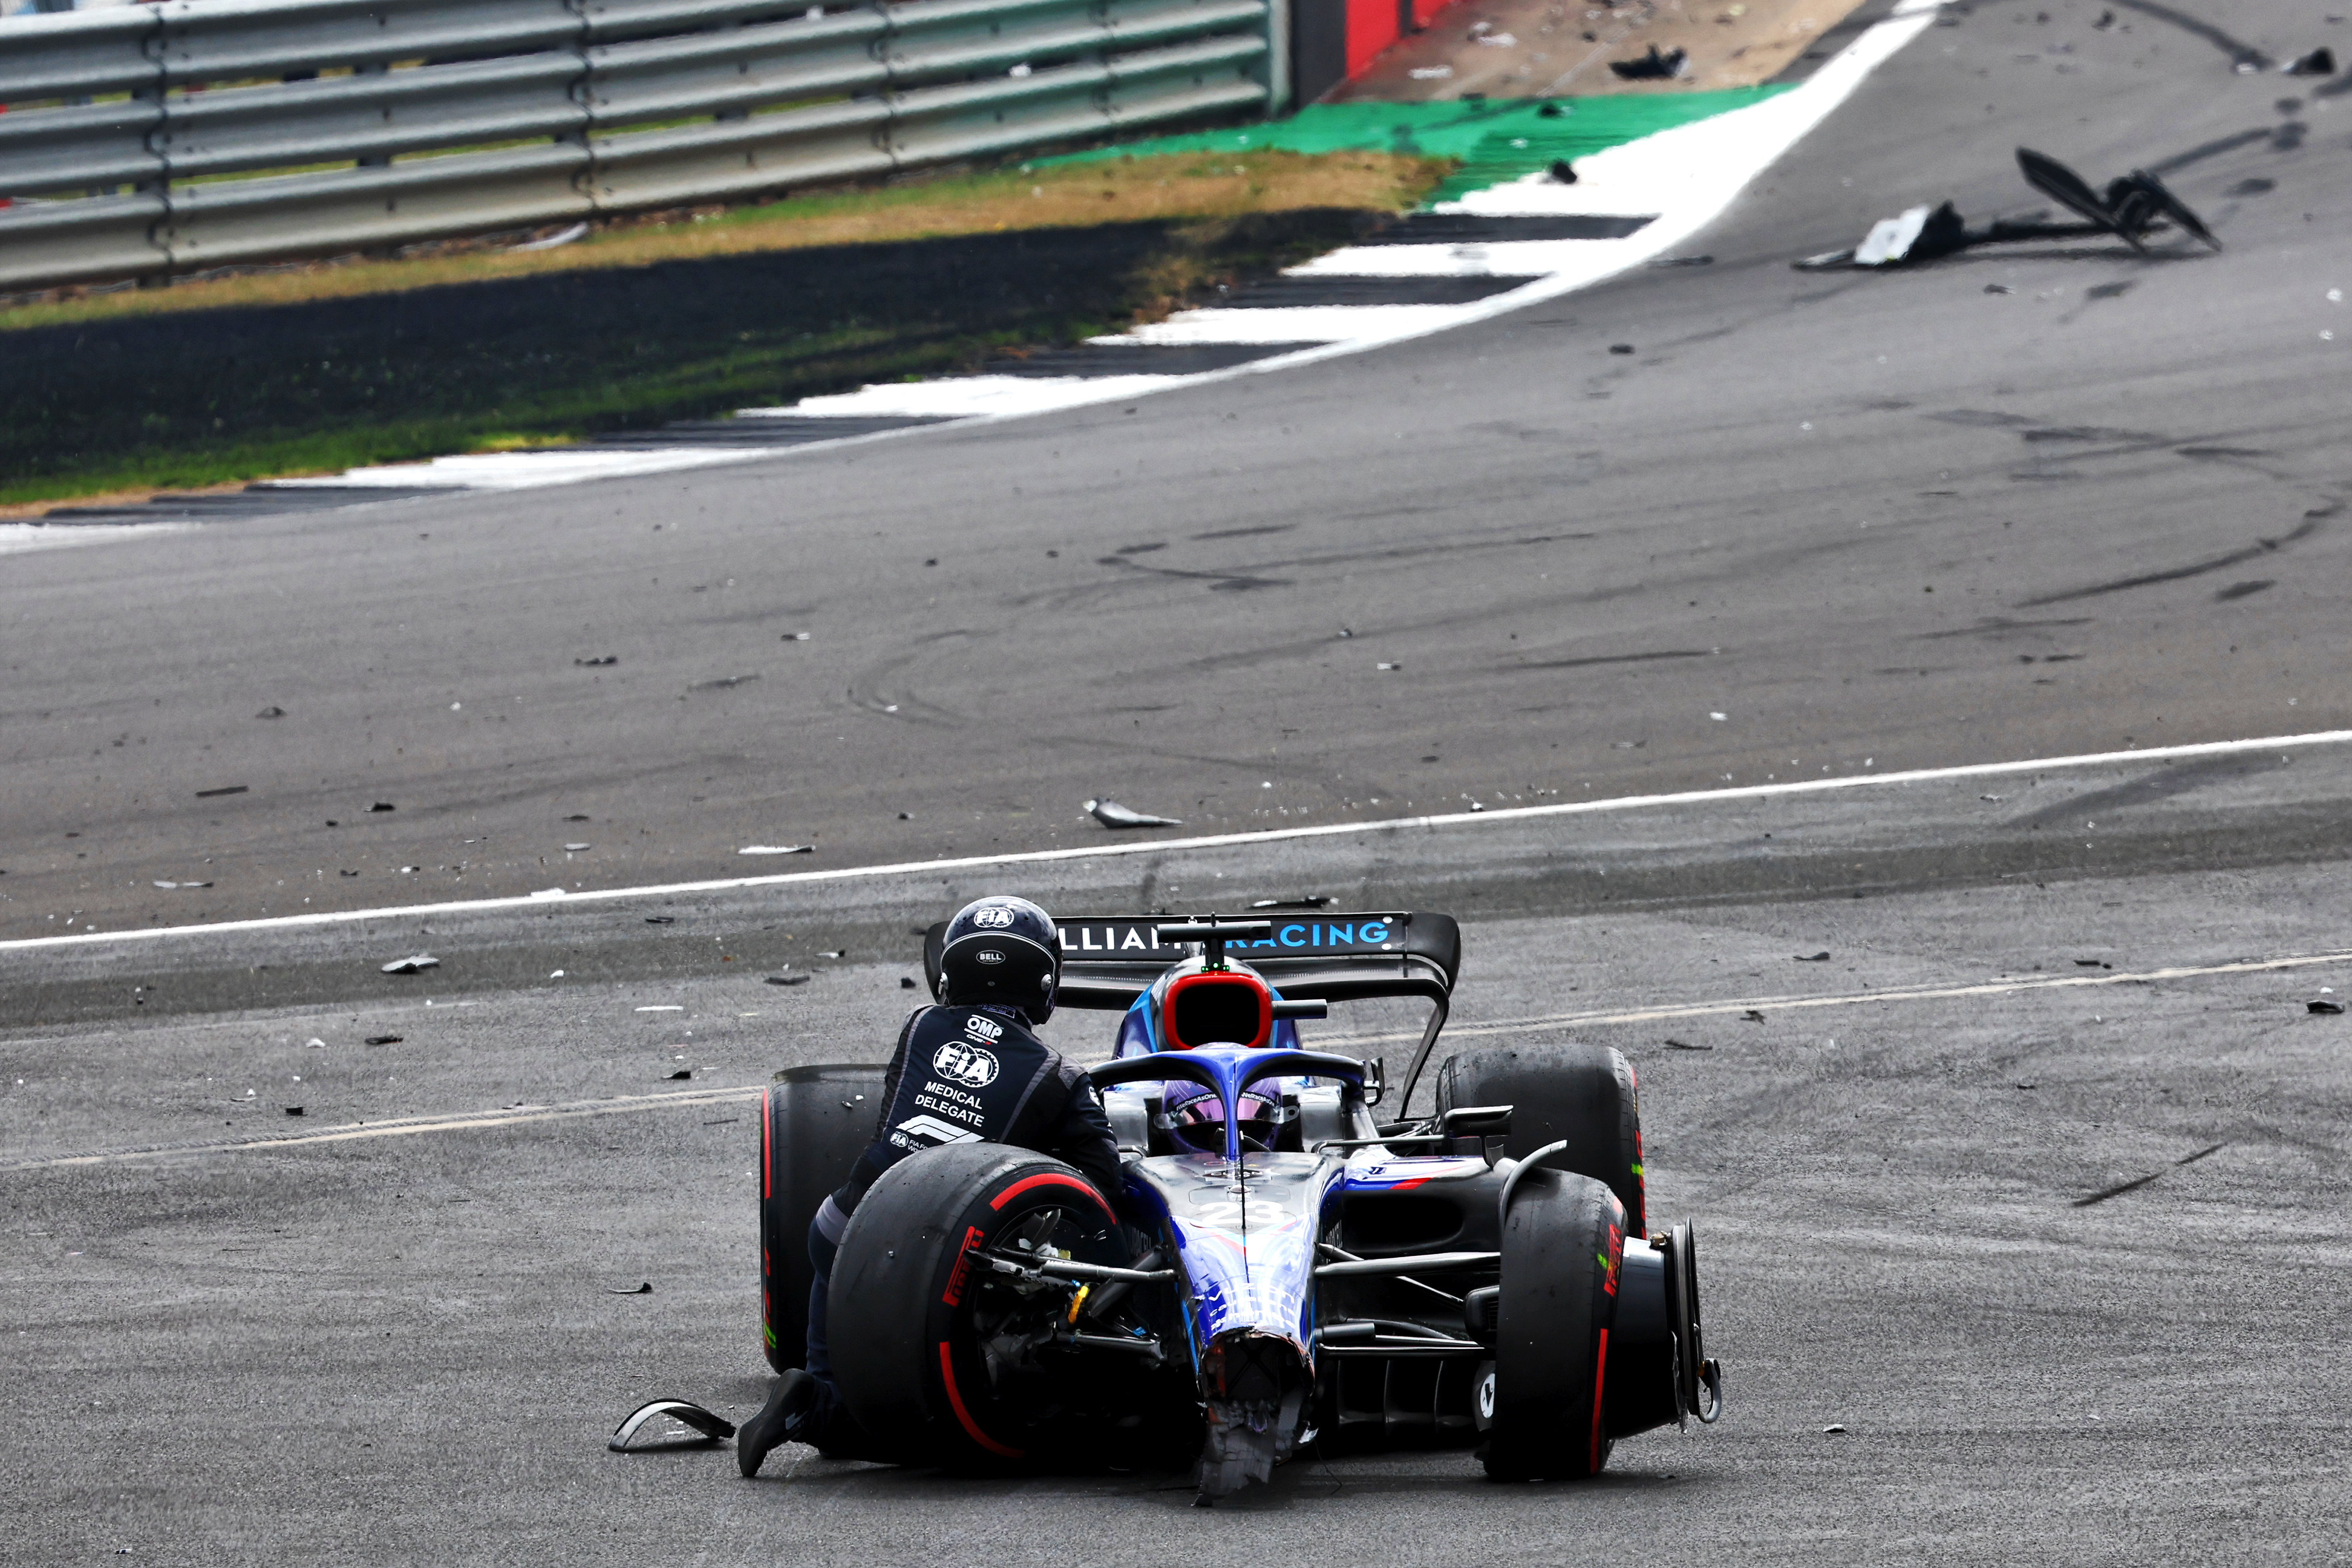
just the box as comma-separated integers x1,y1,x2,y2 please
2016,147,2148,250
1799,149,2220,269
609,1399,737,1451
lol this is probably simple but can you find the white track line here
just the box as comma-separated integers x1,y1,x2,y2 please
4,1085,762,1174
5,729,2345,954
15,944,2342,1172
1320,950,2352,1050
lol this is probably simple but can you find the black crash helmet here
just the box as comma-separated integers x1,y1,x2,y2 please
937,895,1062,1022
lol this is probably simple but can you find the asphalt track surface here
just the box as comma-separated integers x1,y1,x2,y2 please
6,0,2352,1560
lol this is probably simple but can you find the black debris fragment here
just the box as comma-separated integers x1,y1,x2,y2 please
1608,343,1635,354
1252,897,1333,910
369,802,396,812
2281,47,2336,74
666,1068,693,1080
1822,1423,1848,1434
645,915,675,924
256,706,286,719
1651,254,1713,267
284,1106,305,1117
609,1399,736,1453
901,976,919,989
1610,44,1688,79
195,785,249,799
765,974,812,987
2092,7,2113,26
1086,797,1182,829
363,1034,402,1045
380,954,439,975
1985,283,2014,293
2073,1142,2227,1207
1548,159,1578,184
1538,101,1564,117
2310,998,2347,1014
1665,1038,1713,1051
1797,952,1831,961
607,1282,653,1295
575,656,618,667
1741,1009,1767,1023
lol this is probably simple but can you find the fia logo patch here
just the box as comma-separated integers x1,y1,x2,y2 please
972,904,1016,928
932,1039,1000,1089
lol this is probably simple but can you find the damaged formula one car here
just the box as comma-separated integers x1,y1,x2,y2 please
757,912,1722,1499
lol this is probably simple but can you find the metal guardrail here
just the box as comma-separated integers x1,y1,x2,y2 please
0,0,1285,290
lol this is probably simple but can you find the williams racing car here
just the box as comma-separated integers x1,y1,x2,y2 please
757,910,1721,1497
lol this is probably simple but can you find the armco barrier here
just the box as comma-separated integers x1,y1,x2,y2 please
0,0,1285,289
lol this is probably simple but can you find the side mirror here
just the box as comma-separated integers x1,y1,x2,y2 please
1272,998,1328,1021
1438,1103,1512,1138
1361,1056,1385,1106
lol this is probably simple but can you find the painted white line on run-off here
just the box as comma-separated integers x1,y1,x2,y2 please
15,941,2344,1172
5,728,2344,954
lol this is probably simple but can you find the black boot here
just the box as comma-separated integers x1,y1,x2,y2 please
736,1370,817,1477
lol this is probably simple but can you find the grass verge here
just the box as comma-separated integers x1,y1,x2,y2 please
1,149,1446,509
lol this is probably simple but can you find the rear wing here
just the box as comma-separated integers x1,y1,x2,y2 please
921,910,1460,1013
923,910,1462,1111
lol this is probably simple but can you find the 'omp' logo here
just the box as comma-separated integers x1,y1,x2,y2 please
972,904,1016,928
932,1040,1000,1088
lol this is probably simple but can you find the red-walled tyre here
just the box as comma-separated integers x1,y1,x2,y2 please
828,1143,1120,1471
1483,1168,1626,1481
759,1066,886,1373
1437,1042,1645,1235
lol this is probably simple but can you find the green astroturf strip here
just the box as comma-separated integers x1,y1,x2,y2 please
1048,90,1790,204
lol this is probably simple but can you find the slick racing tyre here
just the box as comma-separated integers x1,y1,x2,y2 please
828,1143,1120,1472
1484,1168,1625,1481
759,1065,887,1374
1437,1042,1645,1235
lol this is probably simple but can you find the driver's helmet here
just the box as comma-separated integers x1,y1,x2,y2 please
1161,1080,1281,1154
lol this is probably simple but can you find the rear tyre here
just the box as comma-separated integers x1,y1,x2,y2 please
829,1143,1121,1471
1483,1169,1625,1481
759,1065,887,1374
1437,1042,1645,1235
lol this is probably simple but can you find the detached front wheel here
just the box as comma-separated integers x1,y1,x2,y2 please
828,1143,1122,1471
